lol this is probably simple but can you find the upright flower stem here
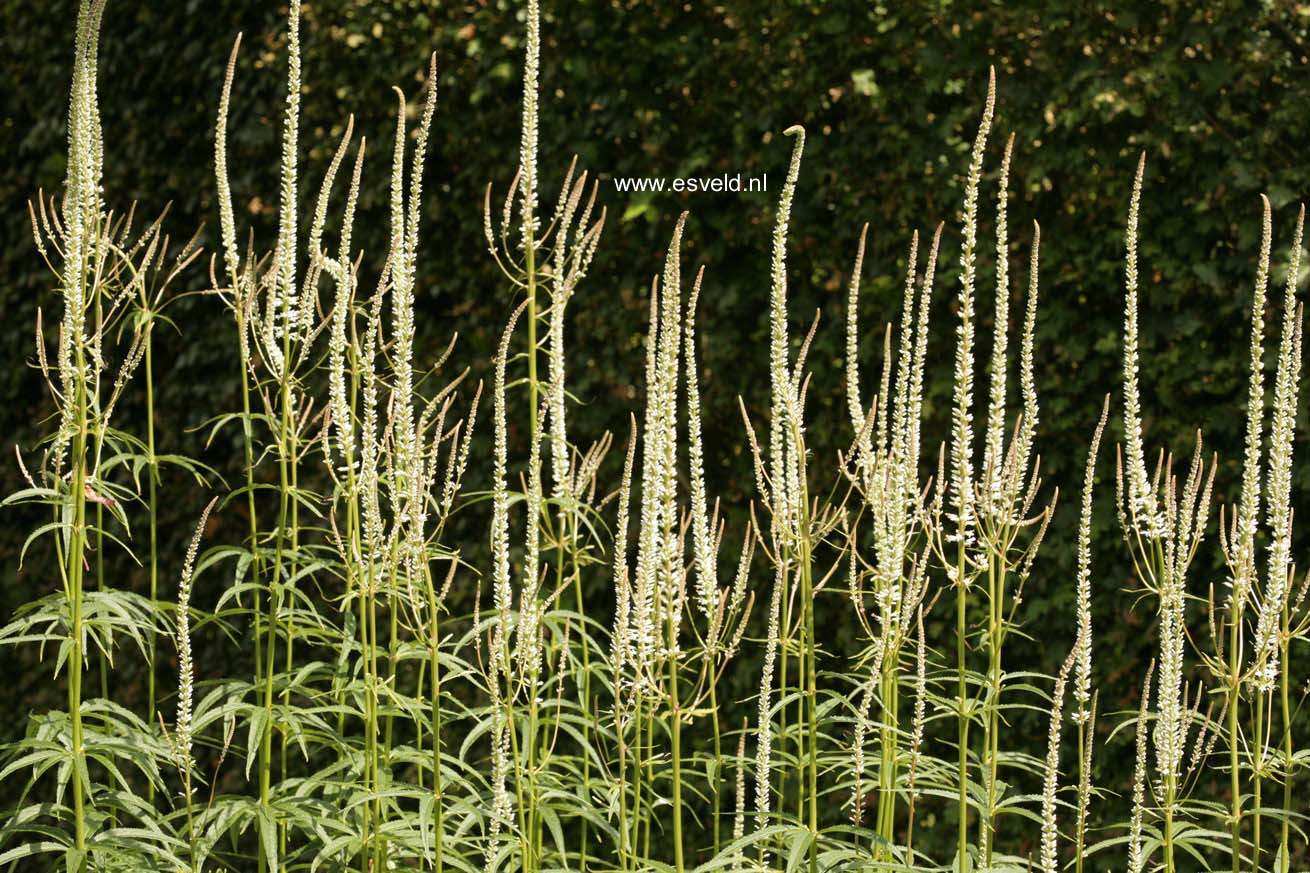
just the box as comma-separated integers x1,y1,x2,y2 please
1149,542,1179,873
982,548,1009,863
1075,718,1087,873
956,540,970,870
144,314,159,777
1279,603,1292,871
1229,615,1243,873
777,563,791,839
948,68,992,873
643,702,654,858
799,504,818,873
630,691,645,865
259,371,292,873
423,565,446,873
668,613,685,873
569,539,594,870
281,423,301,822
97,506,106,703
876,662,900,853
1252,690,1265,873
709,674,723,855
366,556,382,871
259,263,297,872
982,554,997,861
68,344,90,866
616,704,631,873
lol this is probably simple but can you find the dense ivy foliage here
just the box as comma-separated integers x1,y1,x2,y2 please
3,0,1310,862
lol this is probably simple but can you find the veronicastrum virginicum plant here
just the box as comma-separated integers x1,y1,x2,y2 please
3,3,1310,873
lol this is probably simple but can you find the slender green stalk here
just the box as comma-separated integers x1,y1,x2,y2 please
425,565,446,873
1230,615,1244,873
367,559,382,872
569,535,593,869
1075,717,1087,873
68,351,90,867
96,505,106,703
981,547,1010,864
709,672,722,855
982,553,997,862
625,695,640,869
526,674,541,872
238,334,264,704
144,314,158,763
668,612,685,873
799,517,818,873
956,541,970,871
1279,600,1292,873
259,311,295,873
1149,540,1179,873
616,700,631,873
258,401,289,873
643,701,654,859
777,557,791,852
280,421,300,834
381,545,402,872
93,258,108,714
876,664,899,854
1253,689,1265,873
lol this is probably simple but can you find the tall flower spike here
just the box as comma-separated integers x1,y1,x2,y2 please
1121,152,1160,537
270,0,302,361
1253,204,1304,688
1074,396,1110,722
845,223,871,437
891,229,921,462
768,126,806,538
1015,221,1041,480
850,669,874,825
983,131,1015,506
546,178,583,499
1040,646,1077,873
950,66,995,554
519,0,540,246
337,135,366,278
1076,692,1098,859
388,63,440,597
516,395,548,683
403,54,439,285
175,499,217,771
685,266,719,621
908,224,943,467
611,416,638,686
632,276,663,683
755,561,784,837
304,117,353,324
1230,194,1272,617
215,34,243,289
908,605,927,797
655,216,686,651
55,0,108,465
548,185,608,494
438,386,482,522
484,298,526,873
484,704,514,873
734,723,748,852
630,216,689,680
1128,661,1154,873
387,90,415,482
327,140,367,473
491,301,529,668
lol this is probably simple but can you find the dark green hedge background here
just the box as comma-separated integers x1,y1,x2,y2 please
3,0,1310,856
